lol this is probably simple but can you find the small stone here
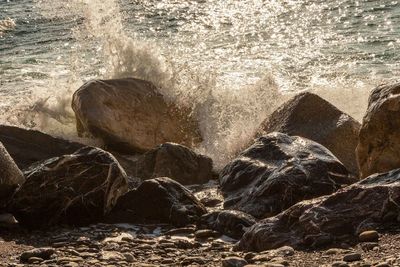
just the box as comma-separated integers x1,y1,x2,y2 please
222,256,248,267
375,263,390,267
123,253,135,262
275,246,295,256
359,231,379,242
360,242,379,251
180,256,206,265
343,253,362,262
263,263,285,267
20,247,55,263
161,258,174,264
331,261,349,267
325,248,342,255
194,229,220,239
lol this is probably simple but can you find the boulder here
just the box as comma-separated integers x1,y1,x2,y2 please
72,78,202,153
107,177,207,226
134,142,213,185
199,210,257,239
9,147,128,228
357,82,400,178
220,132,354,219
238,168,400,251
258,92,361,175
0,125,84,169
0,142,24,208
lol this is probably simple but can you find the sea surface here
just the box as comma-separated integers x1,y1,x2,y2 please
1,0,400,166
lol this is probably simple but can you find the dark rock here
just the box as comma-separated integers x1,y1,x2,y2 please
200,210,256,239
134,142,213,185
107,177,207,227
220,132,354,219
0,142,24,208
20,248,55,263
357,82,400,178
72,78,202,153
9,147,128,228
238,168,400,251
194,229,220,239
343,253,361,262
222,257,248,267
0,125,84,169
258,92,361,175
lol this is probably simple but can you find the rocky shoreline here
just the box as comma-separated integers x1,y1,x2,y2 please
1,78,400,266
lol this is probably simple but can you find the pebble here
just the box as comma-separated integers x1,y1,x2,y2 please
222,256,248,267
180,256,207,265
325,248,342,255
343,253,362,262
359,231,379,242
331,261,349,267
20,247,55,263
195,229,221,239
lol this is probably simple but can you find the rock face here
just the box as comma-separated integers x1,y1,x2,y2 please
0,125,84,169
9,147,128,228
134,142,213,185
108,177,207,226
258,92,361,175
357,82,400,178
0,142,24,208
72,78,202,153
200,210,257,239
238,168,400,251
220,132,353,219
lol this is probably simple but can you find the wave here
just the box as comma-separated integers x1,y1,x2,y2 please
3,0,379,169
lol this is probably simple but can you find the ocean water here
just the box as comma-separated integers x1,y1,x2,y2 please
1,0,400,167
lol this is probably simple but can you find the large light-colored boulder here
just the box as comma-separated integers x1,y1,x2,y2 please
72,78,202,153
220,132,354,219
0,142,24,208
258,92,361,175
357,82,400,178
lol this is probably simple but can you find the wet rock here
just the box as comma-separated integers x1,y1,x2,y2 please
258,92,361,175
107,177,207,226
72,78,202,153
194,229,220,239
10,147,128,228
0,142,24,208
357,82,400,178
343,253,361,262
200,210,257,239
134,142,213,185
0,125,84,169
359,230,379,242
20,247,55,263
222,256,248,267
220,132,353,219
331,261,349,267
238,168,400,251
